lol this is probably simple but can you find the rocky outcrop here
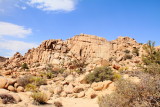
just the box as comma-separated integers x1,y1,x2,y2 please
0,56,8,62
0,56,8,66
0,76,24,92
2,34,143,71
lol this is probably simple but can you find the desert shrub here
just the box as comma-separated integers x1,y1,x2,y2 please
70,69,84,74
112,72,121,81
124,49,130,54
21,63,29,70
31,92,48,105
85,66,114,83
41,67,65,79
17,75,47,91
123,54,132,60
98,74,160,107
118,66,129,72
143,63,160,75
25,84,38,92
31,77,47,86
142,41,160,75
0,94,16,104
142,41,160,65
17,75,33,87
132,47,139,56
54,101,63,107
42,71,54,79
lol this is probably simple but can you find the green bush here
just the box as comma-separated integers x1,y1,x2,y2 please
31,77,47,86
31,92,48,105
17,75,47,91
42,71,55,79
142,41,160,75
118,66,128,72
41,67,65,79
21,63,29,70
143,63,160,75
142,41,160,65
25,84,38,92
112,72,121,81
98,74,160,107
85,66,114,83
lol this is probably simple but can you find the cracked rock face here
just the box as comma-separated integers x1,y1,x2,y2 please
2,34,143,70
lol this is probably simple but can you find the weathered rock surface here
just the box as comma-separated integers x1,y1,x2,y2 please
2,34,143,71
0,77,8,88
0,56,8,64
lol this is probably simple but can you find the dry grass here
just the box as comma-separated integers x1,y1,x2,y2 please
31,92,48,105
0,94,16,104
98,73,160,107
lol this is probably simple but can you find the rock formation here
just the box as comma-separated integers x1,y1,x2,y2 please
0,56,8,66
0,34,149,107
2,34,144,71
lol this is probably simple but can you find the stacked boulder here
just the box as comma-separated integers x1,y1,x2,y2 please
0,77,24,92
2,34,144,71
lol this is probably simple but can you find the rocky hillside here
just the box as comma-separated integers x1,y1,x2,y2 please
0,56,8,66
1,34,159,107
2,34,144,71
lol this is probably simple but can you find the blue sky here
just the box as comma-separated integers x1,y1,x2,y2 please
0,0,160,57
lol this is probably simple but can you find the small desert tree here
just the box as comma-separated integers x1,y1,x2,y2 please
142,41,160,65
142,41,160,74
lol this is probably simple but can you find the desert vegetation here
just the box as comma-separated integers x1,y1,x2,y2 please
142,41,160,75
0,94,17,104
0,35,160,107
98,41,160,107
98,73,160,107
17,75,47,92
31,92,48,105
84,66,114,83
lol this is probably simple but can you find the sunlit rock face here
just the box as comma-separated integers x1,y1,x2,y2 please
3,34,143,71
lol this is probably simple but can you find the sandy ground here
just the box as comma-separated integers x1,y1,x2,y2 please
0,92,99,107
52,97,99,107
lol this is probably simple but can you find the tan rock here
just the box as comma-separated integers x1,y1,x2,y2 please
85,88,97,99
73,87,84,93
0,77,8,88
8,78,17,85
3,34,142,72
76,75,87,84
16,86,24,92
8,85,15,92
0,98,2,104
2,71,11,75
0,89,9,93
54,86,63,94
91,82,104,91
61,92,67,97
77,91,85,98
64,84,74,94
14,83,19,88
103,80,112,89
10,93,22,102
65,75,74,82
